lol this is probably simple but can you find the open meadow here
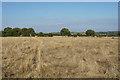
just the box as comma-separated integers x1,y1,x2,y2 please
1,37,119,78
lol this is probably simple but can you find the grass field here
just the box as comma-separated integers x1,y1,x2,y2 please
1,37,119,78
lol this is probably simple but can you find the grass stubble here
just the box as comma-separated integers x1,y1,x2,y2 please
1,37,119,78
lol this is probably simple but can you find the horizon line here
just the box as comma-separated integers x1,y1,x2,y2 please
1,27,119,33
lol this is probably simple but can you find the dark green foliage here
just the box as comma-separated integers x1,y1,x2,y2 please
21,28,29,36
38,32,44,37
0,31,1,36
73,34,77,37
1,27,35,37
118,31,120,36
43,33,53,37
48,33,53,37
3,27,13,36
52,33,60,36
27,28,35,36
19,28,35,36
4,27,12,31
86,30,95,36
1,31,5,37
12,28,21,36
60,28,71,36
77,33,81,36
37,32,53,37
2,27,118,37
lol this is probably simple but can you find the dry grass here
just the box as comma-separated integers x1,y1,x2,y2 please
1,37,119,78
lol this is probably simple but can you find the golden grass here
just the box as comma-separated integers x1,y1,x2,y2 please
1,37,119,78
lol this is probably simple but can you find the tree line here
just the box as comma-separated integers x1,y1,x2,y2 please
1,27,35,37
0,27,119,37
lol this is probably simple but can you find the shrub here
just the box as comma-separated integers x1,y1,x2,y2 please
73,34,77,37
38,32,44,37
86,29,95,36
48,33,53,37
77,33,81,36
60,28,71,36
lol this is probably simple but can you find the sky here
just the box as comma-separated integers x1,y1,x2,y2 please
2,0,120,2
2,2,118,33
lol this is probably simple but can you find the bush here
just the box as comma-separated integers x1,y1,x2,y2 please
38,32,44,37
60,28,71,36
3,27,13,36
52,33,60,36
73,34,77,37
48,33,53,37
86,29,95,36
12,28,21,36
77,33,81,36
118,31,120,36
2,27,35,37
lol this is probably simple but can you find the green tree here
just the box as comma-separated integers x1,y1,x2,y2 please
0,31,2,37
0,31,5,37
53,33,60,36
73,34,77,37
21,28,28,36
4,27,12,31
60,28,71,36
118,31,120,36
38,32,44,37
27,28,35,36
1,27,36,37
12,28,21,36
86,29,95,36
4,27,13,36
21,28,35,36
48,33,53,37
77,33,81,36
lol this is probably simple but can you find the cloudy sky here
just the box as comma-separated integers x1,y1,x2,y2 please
2,2,118,32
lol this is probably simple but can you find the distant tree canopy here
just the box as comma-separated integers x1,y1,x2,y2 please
21,28,35,36
2,27,35,37
21,28,28,36
47,33,53,37
12,28,21,36
77,33,82,36
52,33,60,36
38,32,44,37
60,28,71,36
3,27,13,36
28,28,35,36
37,32,53,37
118,31,120,36
86,30,95,36
1,27,119,37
